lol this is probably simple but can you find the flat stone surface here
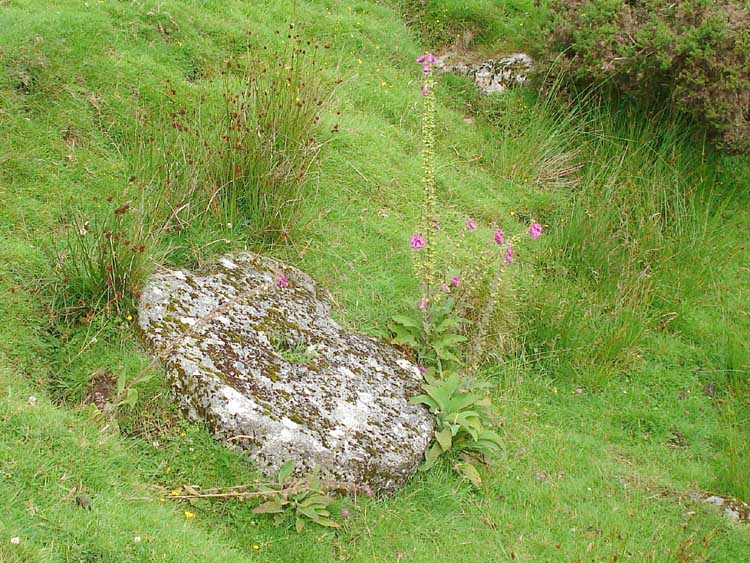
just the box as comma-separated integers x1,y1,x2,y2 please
138,253,433,493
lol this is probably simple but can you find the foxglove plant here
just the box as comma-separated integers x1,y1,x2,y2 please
392,53,544,375
391,54,544,483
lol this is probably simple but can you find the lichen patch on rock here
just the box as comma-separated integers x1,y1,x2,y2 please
138,253,433,493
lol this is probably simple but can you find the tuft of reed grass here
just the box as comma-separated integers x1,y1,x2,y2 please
211,32,333,243
55,189,165,321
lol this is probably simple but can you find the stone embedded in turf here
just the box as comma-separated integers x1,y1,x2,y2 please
138,253,433,493
435,52,533,95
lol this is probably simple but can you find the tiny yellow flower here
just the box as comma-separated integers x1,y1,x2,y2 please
252,544,260,550
126,314,133,321
170,489,180,496
357,59,363,64
184,510,195,519
510,210,516,216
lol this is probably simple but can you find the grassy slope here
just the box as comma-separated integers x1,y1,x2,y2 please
1,0,749,562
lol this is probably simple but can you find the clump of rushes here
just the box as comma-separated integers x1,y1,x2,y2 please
56,188,160,322
213,26,335,243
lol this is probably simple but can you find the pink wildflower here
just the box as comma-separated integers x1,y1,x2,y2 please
494,229,504,245
422,64,430,75
452,276,460,287
410,233,425,249
416,52,436,64
277,273,289,288
417,365,426,374
341,507,350,519
504,244,514,264
419,298,427,310
422,84,429,97
466,217,477,231
530,223,543,239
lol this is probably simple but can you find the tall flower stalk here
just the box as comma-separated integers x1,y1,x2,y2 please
398,52,544,376
414,52,438,306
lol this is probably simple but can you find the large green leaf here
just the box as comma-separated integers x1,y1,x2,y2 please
410,393,439,412
455,462,482,488
422,442,444,469
252,500,285,514
391,314,422,329
277,460,294,484
434,427,452,451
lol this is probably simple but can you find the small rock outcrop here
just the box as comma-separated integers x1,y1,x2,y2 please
436,52,533,94
138,253,433,493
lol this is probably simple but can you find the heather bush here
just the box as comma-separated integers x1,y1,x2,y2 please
541,0,750,154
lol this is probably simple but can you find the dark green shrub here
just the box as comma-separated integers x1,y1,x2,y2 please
542,0,750,153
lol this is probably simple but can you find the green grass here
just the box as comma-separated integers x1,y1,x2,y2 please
1,0,749,561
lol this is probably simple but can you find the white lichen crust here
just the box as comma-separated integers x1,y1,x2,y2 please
138,253,433,493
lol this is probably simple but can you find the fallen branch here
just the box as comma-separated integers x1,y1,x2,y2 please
160,477,368,502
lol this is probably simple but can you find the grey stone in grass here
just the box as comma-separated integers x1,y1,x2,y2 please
435,52,533,95
138,253,433,494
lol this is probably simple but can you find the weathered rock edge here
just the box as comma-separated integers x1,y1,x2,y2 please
138,252,433,493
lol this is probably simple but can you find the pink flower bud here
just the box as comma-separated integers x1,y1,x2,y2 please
494,229,504,245
277,274,289,288
410,233,425,249
466,218,477,231
529,223,543,239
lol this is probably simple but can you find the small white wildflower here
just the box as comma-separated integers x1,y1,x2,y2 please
133,536,142,543
10,537,20,545
27,396,37,406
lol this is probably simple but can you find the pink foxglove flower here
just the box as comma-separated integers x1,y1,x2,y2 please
504,244,514,264
530,223,543,239
277,273,289,288
422,64,430,75
452,276,460,287
466,217,477,231
419,297,427,310
416,52,436,64
410,233,425,249
494,229,504,245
